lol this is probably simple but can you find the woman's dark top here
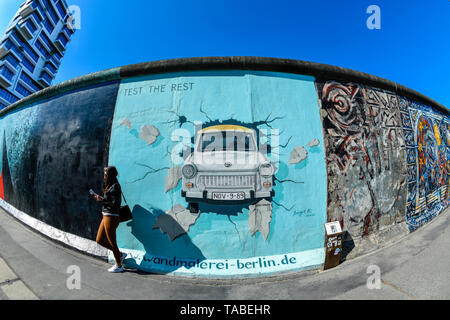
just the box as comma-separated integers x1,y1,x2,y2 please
101,183,121,217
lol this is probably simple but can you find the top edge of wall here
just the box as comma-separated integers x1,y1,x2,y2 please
1,56,448,116
0,67,122,117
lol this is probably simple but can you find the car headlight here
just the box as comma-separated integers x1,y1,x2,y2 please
259,163,273,177
182,164,197,179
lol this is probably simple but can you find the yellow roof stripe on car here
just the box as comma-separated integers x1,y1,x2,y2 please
200,125,253,132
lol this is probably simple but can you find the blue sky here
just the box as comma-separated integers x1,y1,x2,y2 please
1,0,449,106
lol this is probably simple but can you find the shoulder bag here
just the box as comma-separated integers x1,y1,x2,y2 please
119,190,133,222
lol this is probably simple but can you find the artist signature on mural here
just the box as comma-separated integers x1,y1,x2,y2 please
293,208,314,217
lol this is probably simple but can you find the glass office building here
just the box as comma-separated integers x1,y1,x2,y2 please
0,0,76,110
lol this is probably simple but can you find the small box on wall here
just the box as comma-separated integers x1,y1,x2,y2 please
323,221,343,270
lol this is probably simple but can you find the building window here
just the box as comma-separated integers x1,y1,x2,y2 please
22,56,35,73
34,39,49,57
49,55,60,66
44,61,57,73
0,66,15,81
63,25,74,36
43,0,59,24
57,33,68,46
54,51,62,60
5,54,20,68
20,72,41,91
43,18,54,34
35,2,46,19
40,70,52,83
10,30,39,62
25,19,37,33
39,32,54,50
55,1,67,18
0,87,19,104
31,11,42,23
3,39,23,58
15,83,32,97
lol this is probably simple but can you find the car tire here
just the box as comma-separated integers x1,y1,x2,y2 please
189,203,199,214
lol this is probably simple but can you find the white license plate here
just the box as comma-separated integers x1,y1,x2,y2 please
212,192,245,201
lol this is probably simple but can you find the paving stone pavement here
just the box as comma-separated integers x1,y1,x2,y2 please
0,256,38,300
0,204,449,300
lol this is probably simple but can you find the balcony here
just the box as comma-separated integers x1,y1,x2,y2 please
50,56,61,68
4,54,20,70
0,86,19,105
10,29,39,62
0,45,8,59
55,0,69,19
15,82,34,98
37,76,50,87
54,33,69,52
21,56,36,73
17,79,38,96
0,64,15,87
19,71,43,92
62,26,73,39
18,2,34,19
38,35,53,55
0,39,23,62
17,19,38,40
44,61,57,75
38,70,54,87
19,1,44,21
42,18,55,35
0,40,13,59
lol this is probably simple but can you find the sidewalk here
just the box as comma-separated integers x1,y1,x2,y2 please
0,257,38,300
0,205,449,300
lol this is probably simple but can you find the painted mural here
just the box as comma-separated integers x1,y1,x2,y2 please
0,62,447,278
398,97,450,230
108,70,328,276
316,80,408,238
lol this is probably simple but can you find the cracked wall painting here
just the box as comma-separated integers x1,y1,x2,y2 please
0,64,447,278
316,80,408,239
398,98,450,230
108,70,327,276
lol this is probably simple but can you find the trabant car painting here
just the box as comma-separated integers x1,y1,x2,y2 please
181,125,275,213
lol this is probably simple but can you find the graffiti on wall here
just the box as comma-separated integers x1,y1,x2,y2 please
316,80,407,238
0,82,120,240
0,65,448,277
398,98,450,230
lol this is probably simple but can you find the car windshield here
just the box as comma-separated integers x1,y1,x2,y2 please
198,131,256,152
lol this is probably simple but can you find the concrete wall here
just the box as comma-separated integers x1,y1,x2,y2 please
0,80,119,256
0,57,447,278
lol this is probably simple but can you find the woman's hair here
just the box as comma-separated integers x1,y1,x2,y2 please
104,166,119,194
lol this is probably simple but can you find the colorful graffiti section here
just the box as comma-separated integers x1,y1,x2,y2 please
108,71,327,276
0,65,447,278
316,80,408,238
316,79,449,237
399,98,450,230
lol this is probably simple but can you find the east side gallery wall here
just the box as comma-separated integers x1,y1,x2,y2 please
0,57,447,278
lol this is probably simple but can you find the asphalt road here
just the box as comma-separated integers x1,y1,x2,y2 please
0,205,449,300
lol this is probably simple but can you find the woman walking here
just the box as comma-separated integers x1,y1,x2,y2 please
92,166,127,273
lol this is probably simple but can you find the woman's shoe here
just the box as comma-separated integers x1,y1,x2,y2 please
108,264,124,273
